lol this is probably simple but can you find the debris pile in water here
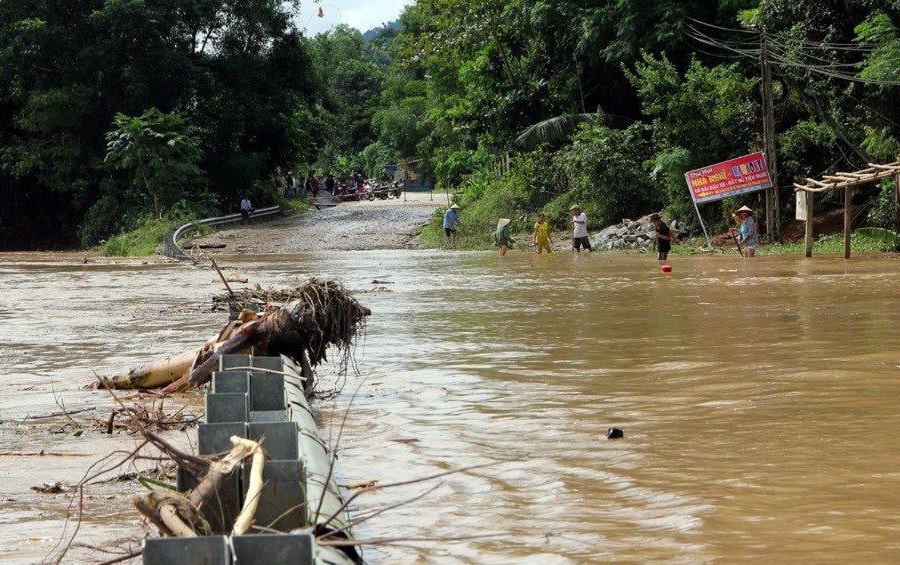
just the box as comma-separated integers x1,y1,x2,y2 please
96,279,369,392
212,284,313,317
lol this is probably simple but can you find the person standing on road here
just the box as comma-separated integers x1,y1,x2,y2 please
286,172,296,197
649,213,673,261
306,170,318,197
570,205,592,252
443,203,461,245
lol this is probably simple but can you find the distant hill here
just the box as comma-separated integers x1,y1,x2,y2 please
363,20,401,42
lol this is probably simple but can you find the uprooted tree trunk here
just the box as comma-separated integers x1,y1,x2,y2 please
96,279,369,392
94,316,250,390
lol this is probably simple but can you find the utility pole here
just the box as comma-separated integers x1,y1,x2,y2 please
760,32,780,241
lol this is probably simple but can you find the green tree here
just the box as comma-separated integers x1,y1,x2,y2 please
105,109,204,219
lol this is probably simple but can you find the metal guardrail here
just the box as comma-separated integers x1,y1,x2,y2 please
164,206,281,262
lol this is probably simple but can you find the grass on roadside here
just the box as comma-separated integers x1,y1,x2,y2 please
418,200,531,251
101,217,179,257
275,196,312,213
665,230,899,256
763,231,900,254
100,198,311,257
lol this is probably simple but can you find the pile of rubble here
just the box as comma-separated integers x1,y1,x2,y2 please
591,215,683,251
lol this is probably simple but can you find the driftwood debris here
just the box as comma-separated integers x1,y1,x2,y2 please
131,425,263,538
96,279,369,392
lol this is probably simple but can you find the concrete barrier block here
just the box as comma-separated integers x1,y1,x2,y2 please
212,371,250,394
250,355,283,371
143,536,231,565
220,355,282,372
250,410,288,423
231,533,314,565
220,354,252,371
205,393,249,424
248,372,286,411
248,422,298,460
241,460,307,532
198,422,248,455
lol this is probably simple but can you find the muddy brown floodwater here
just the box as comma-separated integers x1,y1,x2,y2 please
1,249,898,563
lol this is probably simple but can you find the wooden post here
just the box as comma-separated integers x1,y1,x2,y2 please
804,190,814,258
760,33,780,242
843,188,852,259
894,173,900,233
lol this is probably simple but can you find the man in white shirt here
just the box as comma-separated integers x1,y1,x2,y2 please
570,204,592,252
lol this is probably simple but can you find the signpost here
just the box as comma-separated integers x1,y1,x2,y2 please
684,152,773,247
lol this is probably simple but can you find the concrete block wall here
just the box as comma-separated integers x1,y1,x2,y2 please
142,355,357,565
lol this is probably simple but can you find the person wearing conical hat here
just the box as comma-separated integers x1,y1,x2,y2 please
492,217,514,257
443,203,461,245
731,205,758,257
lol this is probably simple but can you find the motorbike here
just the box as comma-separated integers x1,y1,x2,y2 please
365,181,392,200
337,185,361,202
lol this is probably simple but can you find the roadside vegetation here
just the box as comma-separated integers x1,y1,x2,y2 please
100,217,184,257
2,1,900,252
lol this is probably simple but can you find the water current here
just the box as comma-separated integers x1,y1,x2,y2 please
0,251,898,563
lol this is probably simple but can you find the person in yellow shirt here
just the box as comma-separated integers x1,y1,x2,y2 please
532,213,553,254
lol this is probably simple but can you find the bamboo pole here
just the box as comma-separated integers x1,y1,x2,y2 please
805,190,814,258
844,188,852,259
210,257,235,298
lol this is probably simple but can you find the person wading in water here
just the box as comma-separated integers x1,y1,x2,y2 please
731,206,759,257
570,205,592,252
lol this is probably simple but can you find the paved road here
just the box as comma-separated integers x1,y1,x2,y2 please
190,193,443,254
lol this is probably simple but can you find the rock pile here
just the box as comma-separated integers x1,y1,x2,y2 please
591,215,682,251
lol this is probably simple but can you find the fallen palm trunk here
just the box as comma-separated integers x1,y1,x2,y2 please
95,317,251,390
97,347,209,390
98,279,368,392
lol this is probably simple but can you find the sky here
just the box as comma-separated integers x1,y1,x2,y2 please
299,1,414,36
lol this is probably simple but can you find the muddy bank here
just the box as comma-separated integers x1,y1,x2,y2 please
188,194,440,254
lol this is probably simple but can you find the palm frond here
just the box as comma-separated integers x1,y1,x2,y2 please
515,113,602,149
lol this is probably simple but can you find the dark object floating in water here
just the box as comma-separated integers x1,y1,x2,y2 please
606,427,624,439
371,279,394,284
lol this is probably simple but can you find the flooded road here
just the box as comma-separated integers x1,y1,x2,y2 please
1,251,898,563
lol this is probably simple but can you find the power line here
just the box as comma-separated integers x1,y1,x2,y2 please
683,23,900,87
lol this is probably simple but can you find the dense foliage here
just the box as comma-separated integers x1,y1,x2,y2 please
0,0,319,249
3,0,900,250
371,0,900,241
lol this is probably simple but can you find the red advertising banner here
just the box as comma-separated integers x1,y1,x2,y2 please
685,152,772,204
